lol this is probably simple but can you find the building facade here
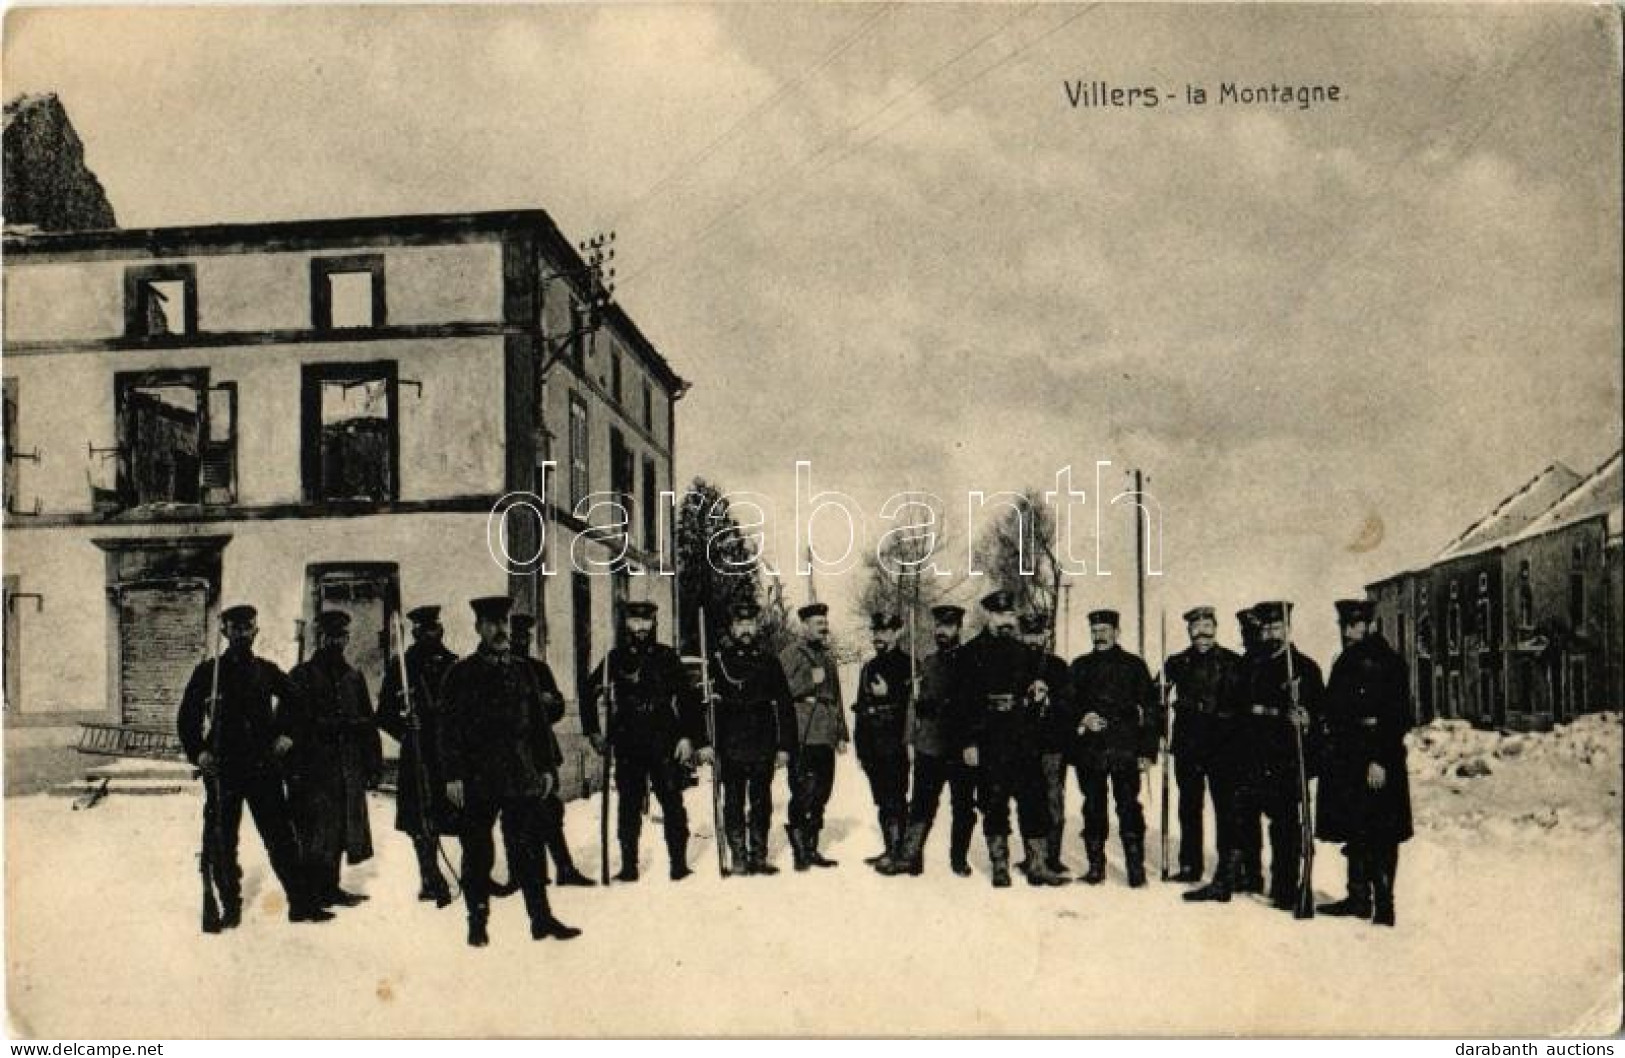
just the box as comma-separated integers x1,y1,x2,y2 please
2,211,686,794
1365,454,1622,730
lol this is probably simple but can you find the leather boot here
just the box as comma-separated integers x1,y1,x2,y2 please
949,816,975,877
667,832,692,881
414,838,453,906
1024,838,1067,887
1372,846,1397,927
1185,850,1239,903
466,905,490,948
864,813,892,866
806,828,838,868
549,831,596,887
1080,840,1107,885
1046,824,1069,875
1318,846,1373,918
1123,834,1148,888
750,829,779,875
786,824,811,872
523,879,581,941
988,834,1012,888
877,820,929,876
614,838,640,882
725,832,748,878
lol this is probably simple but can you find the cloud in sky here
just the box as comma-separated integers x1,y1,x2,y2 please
5,3,1619,661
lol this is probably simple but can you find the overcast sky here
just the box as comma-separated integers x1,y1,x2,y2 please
6,3,1620,661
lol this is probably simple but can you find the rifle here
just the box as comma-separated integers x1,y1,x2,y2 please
698,608,728,877
1284,610,1315,920
390,614,452,903
199,618,224,934
1159,608,1171,882
599,646,614,885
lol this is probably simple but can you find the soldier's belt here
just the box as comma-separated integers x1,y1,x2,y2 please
1248,704,1285,718
1358,717,1380,728
985,694,1017,713
1182,700,1220,716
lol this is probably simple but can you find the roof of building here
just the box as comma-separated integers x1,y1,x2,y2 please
1507,450,1622,548
2,208,685,392
1432,462,1584,564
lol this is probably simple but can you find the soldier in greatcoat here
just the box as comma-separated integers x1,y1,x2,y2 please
876,604,978,877
582,600,706,882
778,602,849,869
701,600,795,875
852,612,913,867
285,610,382,910
1068,609,1159,887
438,595,580,947
511,612,596,887
1234,600,1325,913
377,604,458,906
1163,605,1244,886
1021,611,1076,877
951,590,1066,888
1315,598,1413,927
177,604,328,925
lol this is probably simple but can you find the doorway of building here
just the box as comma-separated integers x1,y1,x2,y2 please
115,577,211,730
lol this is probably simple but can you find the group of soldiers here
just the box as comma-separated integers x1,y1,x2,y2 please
177,583,1414,950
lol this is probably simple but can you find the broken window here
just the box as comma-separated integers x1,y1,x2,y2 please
124,264,197,338
312,255,386,330
642,380,654,430
610,427,633,539
612,351,624,405
201,383,238,504
302,363,398,503
114,370,211,506
1517,560,1534,630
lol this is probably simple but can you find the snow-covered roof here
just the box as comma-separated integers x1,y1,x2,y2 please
1433,462,1584,563
1505,450,1622,547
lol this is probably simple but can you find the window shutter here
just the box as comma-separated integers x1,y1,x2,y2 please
201,382,237,503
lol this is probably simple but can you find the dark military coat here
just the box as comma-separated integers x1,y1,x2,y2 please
377,640,458,835
436,647,559,805
708,643,796,766
177,650,297,781
1069,646,1159,765
911,645,961,758
583,641,705,760
1163,644,1244,766
1235,644,1326,796
853,647,913,765
950,631,1045,766
1316,634,1414,844
285,651,382,864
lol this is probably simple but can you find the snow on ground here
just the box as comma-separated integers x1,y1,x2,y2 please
5,720,1621,1038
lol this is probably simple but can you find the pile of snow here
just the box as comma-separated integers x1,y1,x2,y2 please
1408,711,1621,842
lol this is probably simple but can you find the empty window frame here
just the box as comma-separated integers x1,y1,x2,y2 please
311,255,387,330
124,264,198,338
301,362,399,503
568,393,589,507
113,369,237,506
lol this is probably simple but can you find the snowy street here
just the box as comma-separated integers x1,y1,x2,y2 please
5,715,1621,1038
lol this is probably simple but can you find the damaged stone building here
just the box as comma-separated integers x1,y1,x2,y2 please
2,209,687,795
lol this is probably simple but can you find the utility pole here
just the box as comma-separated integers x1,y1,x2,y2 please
1134,468,1147,660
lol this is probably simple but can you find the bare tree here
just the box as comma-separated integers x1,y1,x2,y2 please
972,487,1066,636
856,503,969,660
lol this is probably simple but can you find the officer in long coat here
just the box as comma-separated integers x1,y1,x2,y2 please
583,600,706,883
1069,609,1159,887
511,613,596,888
1163,605,1244,885
1021,612,1076,877
1315,598,1413,927
779,602,849,870
285,610,382,909
876,604,978,877
952,590,1065,888
701,600,796,876
377,604,458,906
1235,600,1325,913
177,604,327,925
852,612,913,867
438,595,580,947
